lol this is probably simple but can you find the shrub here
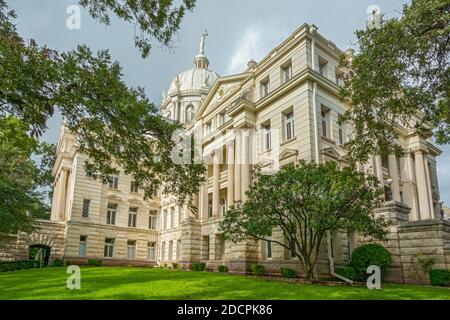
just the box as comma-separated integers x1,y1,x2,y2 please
429,269,450,287
350,243,392,280
0,260,40,272
218,265,229,273
52,259,64,267
250,264,265,276
192,262,206,271
337,266,357,281
280,268,297,278
87,259,103,267
171,263,178,269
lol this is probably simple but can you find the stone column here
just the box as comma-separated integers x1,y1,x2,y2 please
241,130,250,201
424,156,435,219
212,151,220,218
227,140,235,206
234,134,242,201
414,149,432,220
201,183,209,221
55,168,68,221
374,155,384,187
388,154,401,202
400,153,419,220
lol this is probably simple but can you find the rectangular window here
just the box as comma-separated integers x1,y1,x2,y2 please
261,78,270,97
82,199,90,218
161,242,166,261
261,123,271,151
152,185,159,197
79,235,87,257
104,238,114,258
170,207,175,228
127,240,136,259
321,108,330,138
148,242,156,260
149,210,157,229
218,112,226,126
130,179,139,193
208,199,213,218
285,111,294,141
266,241,272,259
318,57,328,76
128,207,138,228
338,127,344,145
205,122,212,135
106,203,117,225
108,174,119,189
282,63,292,83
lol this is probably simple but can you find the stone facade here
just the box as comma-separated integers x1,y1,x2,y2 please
1,23,449,284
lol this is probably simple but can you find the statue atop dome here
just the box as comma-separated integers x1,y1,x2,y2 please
199,29,208,55
194,29,210,69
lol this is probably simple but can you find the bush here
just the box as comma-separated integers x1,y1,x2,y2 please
280,268,297,278
0,260,40,272
51,259,64,267
337,266,357,281
250,264,265,276
87,259,103,267
350,243,392,280
218,265,229,273
171,263,178,269
192,262,206,271
429,269,450,287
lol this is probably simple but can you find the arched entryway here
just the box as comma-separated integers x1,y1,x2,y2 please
29,245,51,266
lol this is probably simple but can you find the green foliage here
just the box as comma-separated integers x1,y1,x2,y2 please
191,263,205,271
337,266,358,281
280,268,297,278
350,243,392,279
429,269,450,287
78,0,196,58
220,161,389,281
171,263,178,270
340,0,450,162
218,265,229,273
0,260,40,272
51,259,64,267
0,1,205,217
250,264,265,276
87,259,103,267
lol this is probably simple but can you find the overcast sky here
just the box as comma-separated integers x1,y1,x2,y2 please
9,0,450,206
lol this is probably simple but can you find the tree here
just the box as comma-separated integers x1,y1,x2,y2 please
219,161,390,281
0,1,205,208
0,117,54,233
339,0,449,162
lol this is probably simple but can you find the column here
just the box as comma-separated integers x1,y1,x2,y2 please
241,130,250,201
424,156,435,219
414,149,432,220
201,183,208,221
374,155,384,187
55,169,68,221
212,151,220,218
400,153,419,220
234,134,242,201
227,140,235,206
388,154,401,202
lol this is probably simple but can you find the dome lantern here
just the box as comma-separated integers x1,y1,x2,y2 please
194,30,210,69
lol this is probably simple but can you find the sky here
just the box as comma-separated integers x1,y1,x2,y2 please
8,0,450,206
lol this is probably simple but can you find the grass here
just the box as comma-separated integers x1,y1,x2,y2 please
0,267,449,300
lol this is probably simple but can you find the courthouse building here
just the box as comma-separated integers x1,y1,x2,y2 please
1,24,449,283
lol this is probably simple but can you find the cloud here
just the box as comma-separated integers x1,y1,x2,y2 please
226,21,288,75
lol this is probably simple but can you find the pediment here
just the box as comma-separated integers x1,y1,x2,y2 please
321,147,341,160
128,197,144,205
106,193,123,202
279,148,299,160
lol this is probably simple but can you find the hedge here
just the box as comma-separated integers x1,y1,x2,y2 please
250,264,265,276
218,265,229,273
192,262,206,271
0,260,41,272
280,268,297,278
429,269,450,287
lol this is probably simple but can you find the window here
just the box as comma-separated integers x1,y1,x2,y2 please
148,242,156,260
218,112,226,127
170,207,175,228
205,122,212,135
152,185,159,197
261,123,271,151
79,235,87,257
321,108,330,138
266,240,272,259
261,78,270,97
82,199,90,218
128,207,138,228
185,104,195,123
220,198,227,216
338,127,344,145
318,57,328,76
149,210,157,229
106,203,117,225
130,179,139,193
127,240,136,259
208,199,213,218
284,111,294,141
108,174,119,189
104,238,114,257
282,63,292,83
168,241,173,261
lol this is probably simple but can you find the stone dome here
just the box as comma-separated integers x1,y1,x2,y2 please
167,67,219,96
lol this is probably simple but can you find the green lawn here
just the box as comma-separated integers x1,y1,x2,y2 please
0,267,448,300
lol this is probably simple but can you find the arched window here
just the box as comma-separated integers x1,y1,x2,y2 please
166,111,172,119
185,104,195,123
